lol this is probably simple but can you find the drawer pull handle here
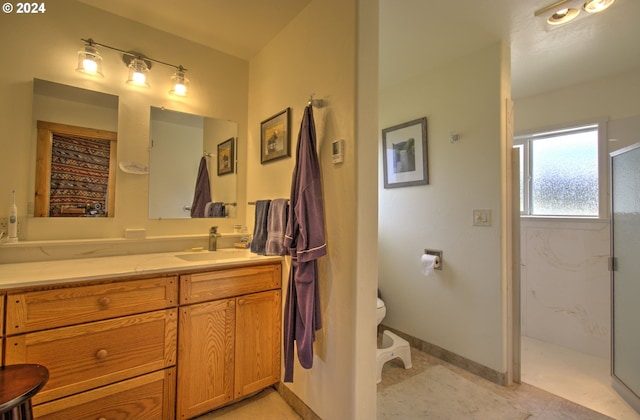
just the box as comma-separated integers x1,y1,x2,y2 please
98,418,107,420
96,349,108,360
98,297,111,309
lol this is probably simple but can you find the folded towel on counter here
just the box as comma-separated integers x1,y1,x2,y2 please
250,200,271,254
265,198,289,256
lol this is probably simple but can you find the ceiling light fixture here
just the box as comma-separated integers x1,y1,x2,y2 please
582,0,615,13
169,66,190,97
76,38,189,97
123,54,152,88
76,40,104,78
534,0,615,26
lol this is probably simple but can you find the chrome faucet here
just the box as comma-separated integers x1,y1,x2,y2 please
208,226,220,251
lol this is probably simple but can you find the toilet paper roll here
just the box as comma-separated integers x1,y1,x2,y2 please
421,254,440,276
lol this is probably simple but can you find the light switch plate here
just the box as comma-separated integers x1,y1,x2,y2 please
473,209,491,227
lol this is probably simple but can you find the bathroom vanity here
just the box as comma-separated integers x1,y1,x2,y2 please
0,251,282,419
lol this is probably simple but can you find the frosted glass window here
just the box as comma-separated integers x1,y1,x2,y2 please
530,129,598,216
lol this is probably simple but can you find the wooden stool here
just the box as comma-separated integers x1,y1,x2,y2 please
0,364,49,420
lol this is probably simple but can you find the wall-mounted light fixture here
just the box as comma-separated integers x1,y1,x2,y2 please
76,38,190,97
534,0,615,26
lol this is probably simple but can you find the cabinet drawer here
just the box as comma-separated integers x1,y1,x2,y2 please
34,368,176,420
6,276,177,334
5,308,177,404
180,263,281,304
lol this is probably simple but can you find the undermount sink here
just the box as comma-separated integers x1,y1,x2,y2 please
175,249,252,262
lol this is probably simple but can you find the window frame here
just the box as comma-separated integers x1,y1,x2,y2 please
514,120,608,220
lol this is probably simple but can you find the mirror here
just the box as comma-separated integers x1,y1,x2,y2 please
148,107,238,219
31,79,119,217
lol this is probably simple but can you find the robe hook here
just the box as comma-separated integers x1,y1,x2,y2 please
308,93,324,108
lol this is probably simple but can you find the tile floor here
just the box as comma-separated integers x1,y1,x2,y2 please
377,344,612,419
521,336,640,420
195,339,638,419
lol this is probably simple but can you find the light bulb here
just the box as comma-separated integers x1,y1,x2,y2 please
82,58,98,74
132,71,146,85
169,69,189,97
173,83,187,96
126,57,150,88
76,43,104,78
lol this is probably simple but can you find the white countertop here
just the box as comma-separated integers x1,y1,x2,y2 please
0,249,282,290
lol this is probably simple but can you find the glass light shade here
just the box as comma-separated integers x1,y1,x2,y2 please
126,58,150,88
547,7,580,25
169,70,189,96
76,45,104,78
583,0,615,13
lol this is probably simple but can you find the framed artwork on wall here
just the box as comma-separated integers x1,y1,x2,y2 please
217,137,235,176
260,108,290,163
382,117,428,188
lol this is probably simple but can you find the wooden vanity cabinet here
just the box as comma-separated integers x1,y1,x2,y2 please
0,260,282,419
3,275,178,419
177,262,282,419
1,293,4,364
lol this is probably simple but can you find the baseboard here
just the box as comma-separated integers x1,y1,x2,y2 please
380,324,508,386
275,383,322,420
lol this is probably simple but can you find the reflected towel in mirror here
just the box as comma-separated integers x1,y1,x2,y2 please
190,156,211,218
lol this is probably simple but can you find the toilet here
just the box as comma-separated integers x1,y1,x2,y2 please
376,297,412,384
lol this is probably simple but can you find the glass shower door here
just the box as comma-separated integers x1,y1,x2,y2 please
610,142,640,414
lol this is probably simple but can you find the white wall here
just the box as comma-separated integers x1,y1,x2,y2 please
378,42,511,374
0,0,249,240
149,114,203,219
515,69,640,359
247,0,378,418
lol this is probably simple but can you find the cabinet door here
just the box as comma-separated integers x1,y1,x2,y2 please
235,290,281,398
1,294,4,364
177,298,235,419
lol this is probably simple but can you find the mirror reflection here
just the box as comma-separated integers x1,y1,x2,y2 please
148,107,237,219
31,79,119,217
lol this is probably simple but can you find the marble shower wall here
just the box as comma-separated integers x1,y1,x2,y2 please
521,219,611,358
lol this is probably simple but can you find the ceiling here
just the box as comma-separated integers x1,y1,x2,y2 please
78,0,640,99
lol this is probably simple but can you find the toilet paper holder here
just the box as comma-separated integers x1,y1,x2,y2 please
424,249,443,270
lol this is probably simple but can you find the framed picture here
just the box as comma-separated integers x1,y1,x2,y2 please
261,108,290,163
382,117,428,188
217,137,235,176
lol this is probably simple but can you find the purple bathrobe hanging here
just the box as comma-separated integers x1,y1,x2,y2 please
283,105,327,382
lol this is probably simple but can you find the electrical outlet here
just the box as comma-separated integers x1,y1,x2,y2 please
0,216,22,237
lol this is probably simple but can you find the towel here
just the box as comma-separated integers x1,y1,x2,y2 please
190,157,211,218
265,199,288,256
250,200,271,254
212,202,225,217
